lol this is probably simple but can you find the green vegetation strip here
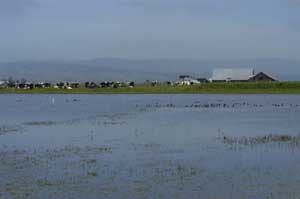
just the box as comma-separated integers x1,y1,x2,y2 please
1,82,300,94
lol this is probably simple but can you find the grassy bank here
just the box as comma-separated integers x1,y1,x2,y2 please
1,82,300,94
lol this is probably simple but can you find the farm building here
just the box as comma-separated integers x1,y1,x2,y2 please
197,78,209,83
179,75,192,80
211,68,255,82
178,75,203,85
249,72,277,82
0,81,6,88
178,75,208,84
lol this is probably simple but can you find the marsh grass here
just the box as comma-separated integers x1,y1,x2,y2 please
36,179,63,187
221,134,300,148
24,121,57,126
0,125,23,135
87,172,98,177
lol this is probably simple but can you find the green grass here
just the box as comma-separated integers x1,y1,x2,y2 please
1,82,300,94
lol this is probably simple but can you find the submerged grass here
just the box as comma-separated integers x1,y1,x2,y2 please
1,82,300,94
2,141,300,199
0,125,23,135
221,134,300,147
24,121,57,126
87,172,98,177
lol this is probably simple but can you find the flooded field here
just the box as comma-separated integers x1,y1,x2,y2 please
1,94,300,199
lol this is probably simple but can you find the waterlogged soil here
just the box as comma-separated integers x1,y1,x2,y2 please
1,94,300,199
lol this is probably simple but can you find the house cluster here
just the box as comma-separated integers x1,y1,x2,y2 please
175,68,277,85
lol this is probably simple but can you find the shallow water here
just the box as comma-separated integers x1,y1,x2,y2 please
1,94,300,199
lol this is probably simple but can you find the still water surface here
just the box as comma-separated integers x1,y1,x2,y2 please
1,94,300,199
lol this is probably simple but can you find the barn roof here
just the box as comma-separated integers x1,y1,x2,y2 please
211,68,255,81
250,72,278,81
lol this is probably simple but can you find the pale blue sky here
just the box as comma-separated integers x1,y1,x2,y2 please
0,0,299,61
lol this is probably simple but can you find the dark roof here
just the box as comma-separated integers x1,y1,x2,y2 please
179,75,191,79
250,72,278,81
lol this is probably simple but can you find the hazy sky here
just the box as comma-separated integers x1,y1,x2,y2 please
1,0,300,61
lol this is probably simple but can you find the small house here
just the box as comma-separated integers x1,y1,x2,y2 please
0,81,7,88
178,75,201,85
197,78,209,83
179,75,192,81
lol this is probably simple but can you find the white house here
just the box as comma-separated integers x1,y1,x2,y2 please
178,75,201,85
0,81,6,88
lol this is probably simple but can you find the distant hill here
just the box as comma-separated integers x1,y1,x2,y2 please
0,58,299,82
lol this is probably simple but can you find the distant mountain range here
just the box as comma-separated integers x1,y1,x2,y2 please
0,58,299,82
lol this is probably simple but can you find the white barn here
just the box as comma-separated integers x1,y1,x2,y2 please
211,68,255,82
